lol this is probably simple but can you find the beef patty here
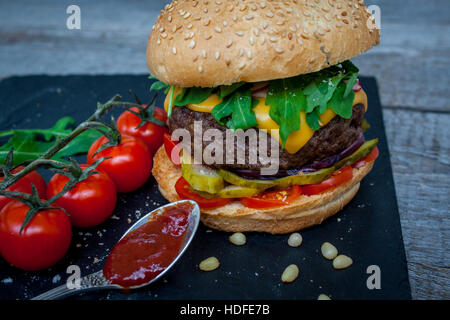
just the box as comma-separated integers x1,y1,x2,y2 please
168,104,365,171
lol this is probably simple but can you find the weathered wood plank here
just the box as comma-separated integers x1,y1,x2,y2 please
383,108,449,299
0,0,448,299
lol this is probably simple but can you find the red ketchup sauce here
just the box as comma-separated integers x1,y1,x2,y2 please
103,202,193,288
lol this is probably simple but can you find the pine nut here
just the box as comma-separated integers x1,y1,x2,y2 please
199,257,220,271
333,254,353,269
287,233,303,247
229,232,246,246
318,294,331,300
321,242,338,260
281,264,299,283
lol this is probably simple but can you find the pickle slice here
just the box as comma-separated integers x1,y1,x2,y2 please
218,169,275,190
181,152,224,194
334,138,378,169
216,185,260,198
271,167,336,189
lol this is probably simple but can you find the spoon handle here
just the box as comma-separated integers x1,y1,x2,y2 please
31,270,113,300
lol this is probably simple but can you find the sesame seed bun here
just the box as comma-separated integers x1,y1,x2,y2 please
146,0,380,87
152,146,375,234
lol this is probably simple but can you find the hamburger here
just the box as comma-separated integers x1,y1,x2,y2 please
148,0,380,233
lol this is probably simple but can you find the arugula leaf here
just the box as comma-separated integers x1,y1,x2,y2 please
149,75,170,93
0,118,102,165
174,87,214,106
327,82,355,119
305,108,321,130
266,78,307,147
217,82,245,99
211,87,257,130
0,117,75,141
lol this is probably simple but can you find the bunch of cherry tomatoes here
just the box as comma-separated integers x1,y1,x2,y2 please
0,106,168,271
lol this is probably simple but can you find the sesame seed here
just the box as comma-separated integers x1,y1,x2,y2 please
198,66,203,73
226,40,233,47
266,12,274,18
249,36,255,45
215,27,222,33
275,48,284,53
260,36,265,44
203,8,208,13
159,27,165,32
269,37,278,42
289,25,297,32
236,31,244,36
238,62,246,70
168,16,172,22
184,12,191,19
157,39,161,45
215,51,220,60
189,40,196,48
172,47,177,54
187,23,193,29
204,34,212,40
253,28,260,36
160,32,167,38
244,14,254,20
232,14,238,21
223,21,228,26
260,1,266,9
239,48,244,56
247,51,252,59
203,18,210,26
201,50,207,58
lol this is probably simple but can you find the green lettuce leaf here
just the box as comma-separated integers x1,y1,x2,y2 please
266,78,307,147
211,87,257,130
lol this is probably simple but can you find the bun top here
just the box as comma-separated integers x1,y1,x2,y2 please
146,0,380,87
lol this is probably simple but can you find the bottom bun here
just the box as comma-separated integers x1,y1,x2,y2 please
152,146,375,234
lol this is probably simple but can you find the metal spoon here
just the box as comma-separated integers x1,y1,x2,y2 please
31,200,200,300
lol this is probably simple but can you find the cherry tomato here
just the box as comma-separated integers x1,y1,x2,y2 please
0,201,72,271
87,135,152,193
117,106,168,155
240,185,302,209
46,165,117,228
302,165,354,196
174,177,232,209
0,167,46,212
163,133,181,167
352,146,379,169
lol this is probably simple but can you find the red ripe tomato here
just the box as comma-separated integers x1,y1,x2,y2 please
240,185,302,209
352,146,379,169
87,135,152,193
302,165,354,196
163,133,181,167
0,167,46,211
174,177,232,209
117,106,168,155
46,166,117,228
0,201,72,271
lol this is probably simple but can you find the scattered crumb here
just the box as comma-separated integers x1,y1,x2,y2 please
52,274,61,284
110,215,120,220
127,218,132,224
93,258,100,264
1,278,13,284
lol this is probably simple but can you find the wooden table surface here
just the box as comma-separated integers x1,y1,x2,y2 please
0,0,448,299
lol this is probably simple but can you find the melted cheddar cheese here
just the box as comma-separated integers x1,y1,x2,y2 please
164,88,368,154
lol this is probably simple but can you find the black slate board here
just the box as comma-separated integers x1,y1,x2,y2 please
0,75,411,300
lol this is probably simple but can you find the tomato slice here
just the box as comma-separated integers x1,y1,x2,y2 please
352,146,379,169
163,133,181,167
302,165,353,196
240,185,302,209
174,177,232,209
